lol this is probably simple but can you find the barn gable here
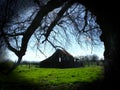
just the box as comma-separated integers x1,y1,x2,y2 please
39,49,75,68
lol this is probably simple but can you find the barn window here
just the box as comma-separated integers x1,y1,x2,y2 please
74,58,76,62
59,57,61,62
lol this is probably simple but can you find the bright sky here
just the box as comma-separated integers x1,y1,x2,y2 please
7,39,104,62
4,2,105,62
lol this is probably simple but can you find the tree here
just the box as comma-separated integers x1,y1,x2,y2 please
91,54,99,61
0,0,101,73
0,0,120,89
80,0,120,89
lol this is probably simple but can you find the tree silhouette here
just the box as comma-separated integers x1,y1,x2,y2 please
0,0,120,89
0,0,101,73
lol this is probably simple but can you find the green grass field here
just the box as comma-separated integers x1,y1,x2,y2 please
0,65,104,90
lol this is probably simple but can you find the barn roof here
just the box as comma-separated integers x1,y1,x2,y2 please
51,49,73,57
40,49,74,63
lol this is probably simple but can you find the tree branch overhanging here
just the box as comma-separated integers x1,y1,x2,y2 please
1,29,19,56
20,0,70,56
43,1,74,42
0,0,102,74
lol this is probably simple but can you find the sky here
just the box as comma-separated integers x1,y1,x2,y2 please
6,38,104,62
1,1,105,62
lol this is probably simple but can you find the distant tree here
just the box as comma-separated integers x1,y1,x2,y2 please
91,54,99,61
90,54,99,65
78,54,100,66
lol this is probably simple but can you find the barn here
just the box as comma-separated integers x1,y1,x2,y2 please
39,49,76,68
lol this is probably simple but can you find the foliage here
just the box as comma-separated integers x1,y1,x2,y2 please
0,59,14,73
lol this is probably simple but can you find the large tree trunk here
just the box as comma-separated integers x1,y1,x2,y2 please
79,0,120,89
100,26,120,89
97,7,120,90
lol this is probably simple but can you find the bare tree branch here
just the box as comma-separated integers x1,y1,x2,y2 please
20,0,69,56
43,1,74,42
0,0,102,73
1,29,19,56
5,32,25,37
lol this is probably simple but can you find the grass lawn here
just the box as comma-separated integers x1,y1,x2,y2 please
0,65,104,90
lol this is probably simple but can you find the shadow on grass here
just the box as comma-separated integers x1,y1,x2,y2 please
0,71,42,90
0,73,104,90
0,66,104,90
